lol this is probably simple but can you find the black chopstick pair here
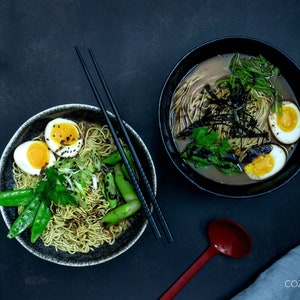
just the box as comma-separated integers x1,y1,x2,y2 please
75,46,174,243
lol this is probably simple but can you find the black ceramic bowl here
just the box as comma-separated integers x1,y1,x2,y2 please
0,104,156,266
159,37,300,198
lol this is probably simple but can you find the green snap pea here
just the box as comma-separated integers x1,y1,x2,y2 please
102,147,138,180
102,147,132,165
102,149,124,164
7,193,42,239
120,162,138,181
0,189,35,206
30,200,52,243
122,149,138,180
104,169,118,208
101,200,141,226
101,163,141,226
114,163,138,203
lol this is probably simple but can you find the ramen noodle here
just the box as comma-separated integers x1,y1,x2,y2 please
13,121,128,254
170,54,299,184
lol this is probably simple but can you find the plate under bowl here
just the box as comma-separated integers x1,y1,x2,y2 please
159,37,300,198
0,104,157,266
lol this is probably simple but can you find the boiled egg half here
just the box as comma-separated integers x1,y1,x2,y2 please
244,144,286,180
14,141,56,175
269,101,300,144
44,118,83,157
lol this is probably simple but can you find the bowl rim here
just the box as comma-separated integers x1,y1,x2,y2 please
158,36,300,198
0,103,157,266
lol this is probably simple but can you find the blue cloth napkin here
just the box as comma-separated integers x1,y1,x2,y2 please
231,245,300,300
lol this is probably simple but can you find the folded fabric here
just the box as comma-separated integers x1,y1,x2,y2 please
231,245,300,300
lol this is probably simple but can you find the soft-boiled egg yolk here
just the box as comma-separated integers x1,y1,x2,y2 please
245,154,274,177
269,101,300,144
27,142,50,168
277,106,298,132
44,118,83,157
14,141,56,175
51,122,79,146
244,144,286,180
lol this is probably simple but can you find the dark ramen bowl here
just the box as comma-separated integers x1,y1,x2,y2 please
159,37,300,198
0,104,156,266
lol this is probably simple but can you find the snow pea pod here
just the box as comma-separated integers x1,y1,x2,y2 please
114,163,137,202
104,168,118,208
7,193,42,239
101,200,141,226
30,200,52,243
120,162,138,181
101,163,141,226
102,150,122,164
102,147,133,167
102,147,137,180
0,189,35,206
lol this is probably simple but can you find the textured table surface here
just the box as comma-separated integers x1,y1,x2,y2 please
1,1,300,299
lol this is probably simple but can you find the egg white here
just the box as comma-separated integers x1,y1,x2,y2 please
44,118,83,157
14,141,56,175
269,101,300,144
244,144,286,180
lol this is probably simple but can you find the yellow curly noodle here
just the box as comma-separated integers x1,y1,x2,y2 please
13,162,40,215
13,121,128,254
13,163,40,190
170,70,272,161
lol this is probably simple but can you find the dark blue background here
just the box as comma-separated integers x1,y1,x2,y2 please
1,1,300,299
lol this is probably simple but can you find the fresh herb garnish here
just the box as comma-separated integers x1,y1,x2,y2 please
54,149,102,207
218,53,283,115
181,126,241,175
36,166,77,207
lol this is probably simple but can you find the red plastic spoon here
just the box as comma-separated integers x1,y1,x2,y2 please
160,219,252,300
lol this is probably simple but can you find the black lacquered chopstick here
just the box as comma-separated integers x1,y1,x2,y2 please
88,49,174,243
75,46,160,239
75,47,173,242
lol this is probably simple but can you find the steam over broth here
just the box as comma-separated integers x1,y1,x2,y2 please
170,54,298,185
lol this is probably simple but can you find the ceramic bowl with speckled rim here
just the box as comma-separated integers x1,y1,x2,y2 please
0,104,156,266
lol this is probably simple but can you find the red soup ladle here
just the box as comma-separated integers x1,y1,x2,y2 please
160,219,252,299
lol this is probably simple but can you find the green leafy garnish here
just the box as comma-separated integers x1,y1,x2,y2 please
54,149,102,206
36,166,77,207
181,126,241,175
218,53,283,115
